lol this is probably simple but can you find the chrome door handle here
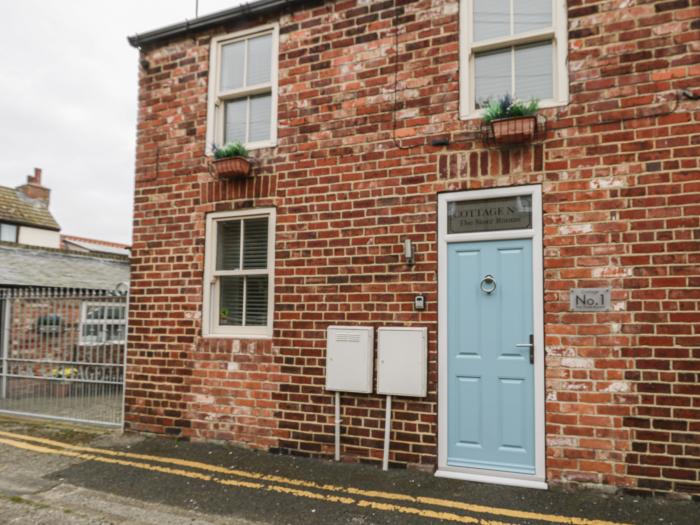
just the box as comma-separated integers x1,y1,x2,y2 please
516,334,534,364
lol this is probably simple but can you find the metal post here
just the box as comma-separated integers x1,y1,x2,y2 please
119,286,130,431
382,395,392,471
334,391,341,462
0,295,10,399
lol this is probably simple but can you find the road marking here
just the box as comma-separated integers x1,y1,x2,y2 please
0,436,260,487
0,430,630,525
357,500,513,525
0,436,499,525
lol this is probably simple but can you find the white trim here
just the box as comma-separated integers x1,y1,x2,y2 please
470,28,555,55
553,0,569,108
205,23,279,154
437,184,546,489
435,468,548,490
459,0,569,119
202,207,276,338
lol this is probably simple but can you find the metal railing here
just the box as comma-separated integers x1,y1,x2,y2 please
0,288,127,426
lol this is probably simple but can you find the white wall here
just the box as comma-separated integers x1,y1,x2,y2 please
18,226,61,248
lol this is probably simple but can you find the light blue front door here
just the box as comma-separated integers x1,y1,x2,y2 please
447,239,535,474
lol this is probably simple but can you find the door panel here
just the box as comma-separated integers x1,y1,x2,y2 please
456,376,482,446
499,378,526,450
447,239,535,474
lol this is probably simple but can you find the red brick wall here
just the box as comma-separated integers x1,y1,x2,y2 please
126,0,700,496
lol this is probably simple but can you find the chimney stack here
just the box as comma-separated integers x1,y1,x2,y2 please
29,167,42,185
16,167,50,205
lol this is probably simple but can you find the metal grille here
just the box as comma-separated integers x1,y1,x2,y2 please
0,288,127,427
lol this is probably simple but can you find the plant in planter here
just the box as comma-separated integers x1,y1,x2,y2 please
481,95,540,145
211,142,252,178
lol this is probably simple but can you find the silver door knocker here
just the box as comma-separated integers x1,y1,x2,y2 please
480,274,496,294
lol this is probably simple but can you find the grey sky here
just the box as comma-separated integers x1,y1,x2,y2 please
0,0,243,244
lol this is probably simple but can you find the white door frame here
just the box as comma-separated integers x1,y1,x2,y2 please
436,184,547,490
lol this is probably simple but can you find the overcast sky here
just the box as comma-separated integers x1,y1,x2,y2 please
0,0,244,244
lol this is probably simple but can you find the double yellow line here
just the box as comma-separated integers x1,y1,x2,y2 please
0,430,627,525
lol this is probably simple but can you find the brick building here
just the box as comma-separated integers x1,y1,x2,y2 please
126,0,700,496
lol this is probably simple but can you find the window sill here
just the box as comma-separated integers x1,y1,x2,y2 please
246,140,277,152
205,140,277,157
459,98,569,122
201,333,273,341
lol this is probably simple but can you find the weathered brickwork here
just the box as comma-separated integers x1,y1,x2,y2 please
127,0,700,496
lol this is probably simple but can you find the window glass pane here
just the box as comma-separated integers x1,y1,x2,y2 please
473,0,510,42
86,305,103,320
249,94,271,142
224,99,247,144
245,276,268,326
101,306,125,320
219,276,244,326
105,324,126,342
243,217,268,269
217,220,241,270
220,40,245,91
0,224,17,242
82,324,101,342
515,41,552,101
247,33,272,86
475,47,511,108
514,0,551,35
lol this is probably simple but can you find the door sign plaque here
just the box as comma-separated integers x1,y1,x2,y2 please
447,195,532,234
569,288,611,312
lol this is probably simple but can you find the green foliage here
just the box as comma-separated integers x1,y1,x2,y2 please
212,141,249,159
480,94,539,123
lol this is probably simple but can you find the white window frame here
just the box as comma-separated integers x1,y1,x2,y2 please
0,223,18,243
202,208,276,339
79,302,127,346
459,0,569,119
205,24,279,153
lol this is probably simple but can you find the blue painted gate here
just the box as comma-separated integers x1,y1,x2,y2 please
447,239,535,474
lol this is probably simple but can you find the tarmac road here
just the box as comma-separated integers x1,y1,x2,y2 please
0,416,697,525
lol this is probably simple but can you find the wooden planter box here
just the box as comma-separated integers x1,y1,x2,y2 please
212,156,252,178
490,115,537,145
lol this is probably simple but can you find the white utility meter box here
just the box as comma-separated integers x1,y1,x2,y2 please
377,327,427,397
325,326,374,393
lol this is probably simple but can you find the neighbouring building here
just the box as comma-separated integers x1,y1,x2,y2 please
61,234,131,257
0,168,61,249
0,244,130,396
0,243,129,291
0,167,130,351
126,0,700,496
0,170,130,424
0,167,130,292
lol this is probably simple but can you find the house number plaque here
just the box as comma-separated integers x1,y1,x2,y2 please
570,288,611,312
447,195,532,234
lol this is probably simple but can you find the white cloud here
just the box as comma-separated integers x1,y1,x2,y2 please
0,0,243,244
